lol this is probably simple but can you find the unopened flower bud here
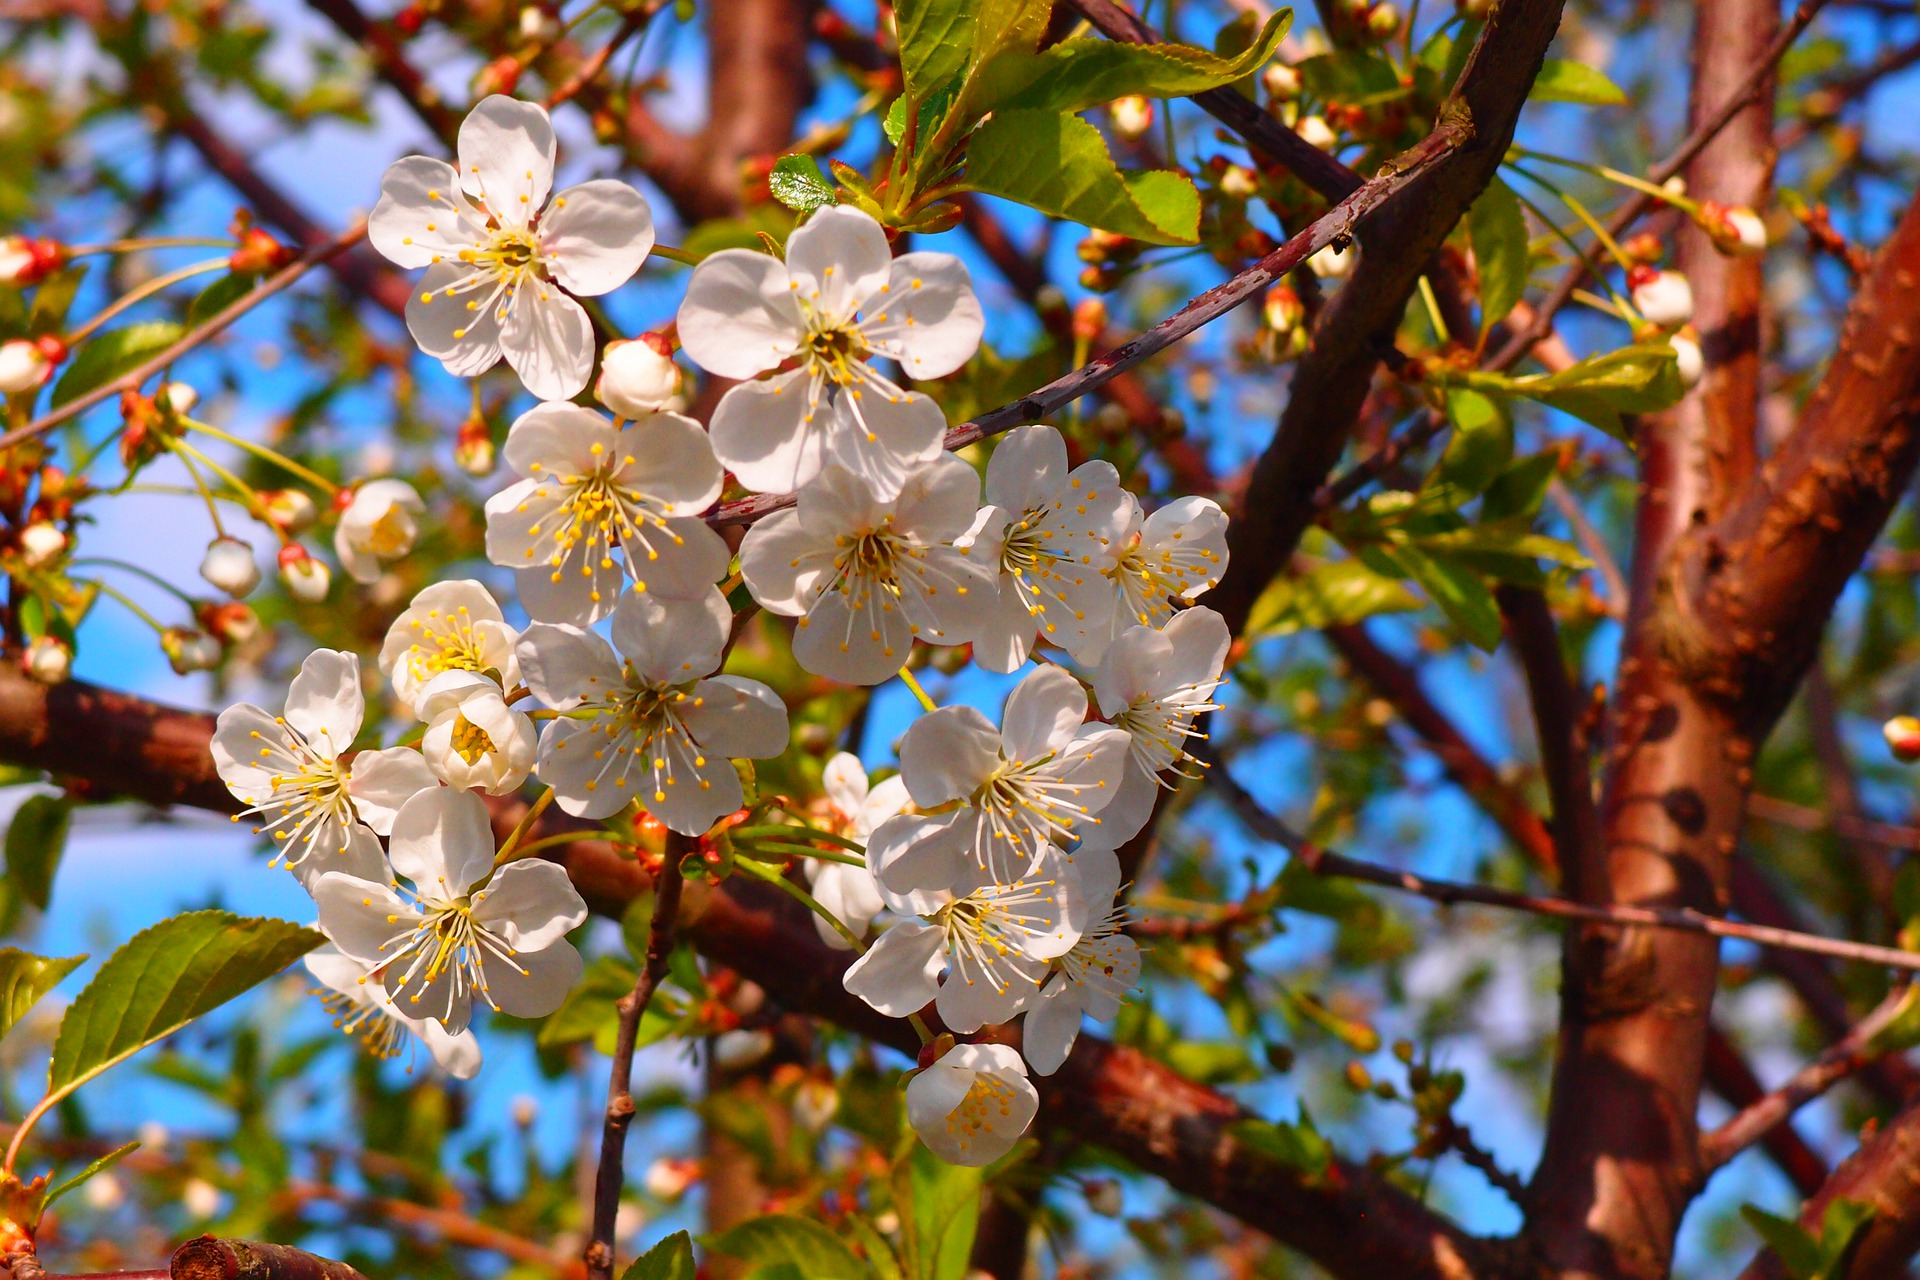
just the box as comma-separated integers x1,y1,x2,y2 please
1621,232,1665,265
1219,164,1259,199
455,414,496,477
1669,326,1704,389
596,334,682,419
1365,2,1401,38
260,488,318,534
278,544,331,602
511,1095,539,1127
643,1157,701,1202
199,536,260,597
0,236,65,288
229,226,295,275
17,521,64,571
1295,114,1338,151
1263,283,1304,333
161,381,199,414
1659,175,1687,202
21,636,70,685
517,3,559,41
161,627,222,675
196,599,259,647
1262,62,1302,100
1071,297,1108,344
1110,95,1154,139
1629,266,1694,328
1886,715,1920,762
181,1178,221,1220
1309,241,1354,279
474,55,522,98
0,338,51,395
1698,200,1768,257
713,1028,775,1069
1084,1178,1124,1217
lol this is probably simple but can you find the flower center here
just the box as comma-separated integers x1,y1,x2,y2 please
235,721,355,865
943,1072,1019,1153
520,451,684,601
381,893,524,1022
562,677,710,807
314,984,408,1060
1112,681,1219,779
1107,533,1221,627
938,876,1062,992
804,320,870,386
405,607,495,685
449,712,497,766
967,756,1101,875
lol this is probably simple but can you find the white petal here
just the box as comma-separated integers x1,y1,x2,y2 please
482,938,584,1018
503,400,612,476
210,703,284,802
1046,725,1133,828
1078,934,1140,1021
515,622,622,709
537,716,636,820
866,812,973,899
824,386,946,504
904,1058,974,1147
738,508,829,617
791,583,916,686
1022,976,1084,1076
983,424,1067,514
515,553,622,627
304,945,373,1002
683,676,790,760
1091,621,1174,717
610,411,725,513
643,747,745,836
501,286,594,402
611,587,729,685
841,920,944,1016
908,1043,1036,1166
862,252,984,380
1141,495,1230,599
624,518,731,599
786,205,893,320
540,179,654,296
457,94,556,225
1000,663,1088,763
290,821,394,893
347,747,439,836
285,650,364,758
809,863,886,949
420,1019,484,1078
311,873,412,966
967,572,1042,676
473,859,589,950
898,705,1001,807
1159,604,1232,690
935,953,1043,1033
861,774,912,835
822,752,869,821
368,156,481,269
406,261,504,378
709,369,827,496
795,463,888,541
676,248,803,379
388,786,496,895
893,452,983,542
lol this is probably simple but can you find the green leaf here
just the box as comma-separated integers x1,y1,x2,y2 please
28,266,85,337
6,793,71,912
1742,1206,1825,1280
1414,518,1589,568
0,949,85,1041
39,1141,139,1217
1817,1199,1876,1274
186,271,258,327
45,911,322,1108
1480,452,1560,522
1244,559,1420,640
706,1214,868,1280
50,321,184,410
884,95,911,146
1507,343,1683,438
1530,59,1627,105
895,0,1048,104
622,1230,696,1280
1467,178,1529,332
538,954,637,1053
974,11,1289,115
1230,1110,1330,1176
1296,50,1403,104
965,110,1200,245
769,155,836,216
1374,543,1503,650
907,1143,981,1280
1431,388,1514,497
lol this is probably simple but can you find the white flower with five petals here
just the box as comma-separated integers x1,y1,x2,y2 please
305,945,482,1078
963,425,1133,672
866,664,1130,890
484,402,728,626
311,787,589,1031
334,480,426,584
906,1043,1038,1167
418,671,537,794
1022,848,1139,1075
1084,494,1229,663
677,205,983,500
516,587,790,830
211,649,437,874
378,579,522,718
370,96,655,401
804,752,908,950
738,457,992,686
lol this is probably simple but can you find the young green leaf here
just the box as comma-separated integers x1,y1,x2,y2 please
622,1230,696,1280
39,1141,139,1218
0,949,85,1041
906,1143,982,1280
705,1213,868,1280
186,271,259,327
973,11,1290,116
1372,543,1504,651
1243,559,1421,640
1740,1206,1825,1280
1530,59,1628,105
1229,1112,1331,1177
1520,343,1684,437
50,321,185,410
6,793,72,912
768,155,837,215
1431,388,1515,497
1480,452,1561,522
1467,178,1529,333
538,954,638,1053
27,266,86,337
964,110,1201,245
44,911,322,1108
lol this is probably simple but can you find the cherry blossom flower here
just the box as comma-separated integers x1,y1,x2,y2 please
963,425,1132,672
484,402,728,626
905,1042,1039,1167
418,671,536,794
597,335,682,418
676,205,983,499
378,579,522,718
1079,605,1229,852
200,536,261,597
305,945,482,1078
212,649,437,873
311,787,588,1031
1628,266,1694,328
738,457,992,685
278,546,332,602
804,752,907,950
866,664,1130,891
842,841,1085,1032
334,480,426,584
1084,494,1229,663
516,587,790,830
370,95,656,401
1022,847,1139,1075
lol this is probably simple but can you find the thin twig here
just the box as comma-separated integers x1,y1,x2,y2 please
584,837,686,1280
1210,766,1920,973
546,6,659,109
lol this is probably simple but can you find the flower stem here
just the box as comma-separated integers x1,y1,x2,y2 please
64,258,228,344
735,856,866,951
898,666,938,713
163,437,228,537
649,242,700,267
178,418,339,495
495,788,556,866
88,579,168,633
70,556,200,605
67,236,233,255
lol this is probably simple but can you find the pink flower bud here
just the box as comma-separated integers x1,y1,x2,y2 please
21,636,69,685
595,335,682,419
161,626,222,675
0,339,51,395
1698,200,1768,257
1886,715,1920,762
260,489,319,534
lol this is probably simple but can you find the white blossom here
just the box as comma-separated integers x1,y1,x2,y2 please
906,1042,1038,1167
517,587,790,830
0,340,50,395
311,786,588,1031
305,944,482,1077
21,636,69,685
805,752,906,949
596,336,682,418
866,664,1131,891
334,480,426,584
419,670,536,794
279,546,332,602
1671,327,1704,388
677,205,983,499
212,649,438,876
370,95,655,401
200,536,261,597
962,425,1132,672
738,457,992,685
485,402,728,627
18,521,65,571
842,841,1085,1032
1084,494,1228,663
1630,267,1694,328
379,579,522,718
1022,847,1138,1074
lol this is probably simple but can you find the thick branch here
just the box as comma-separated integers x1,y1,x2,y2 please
168,1238,365,1280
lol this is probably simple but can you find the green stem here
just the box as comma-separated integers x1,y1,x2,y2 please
735,857,866,951
495,788,556,866
67,236,232,256
899,666,938,713
737,840,867,866
649,242,700,267
89,579,168,633
64,258,228,344
728,824,867,853
178,418,339,495
163,437,227,537
69,556,199,605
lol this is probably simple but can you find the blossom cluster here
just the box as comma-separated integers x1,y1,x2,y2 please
206,96,1232,1165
